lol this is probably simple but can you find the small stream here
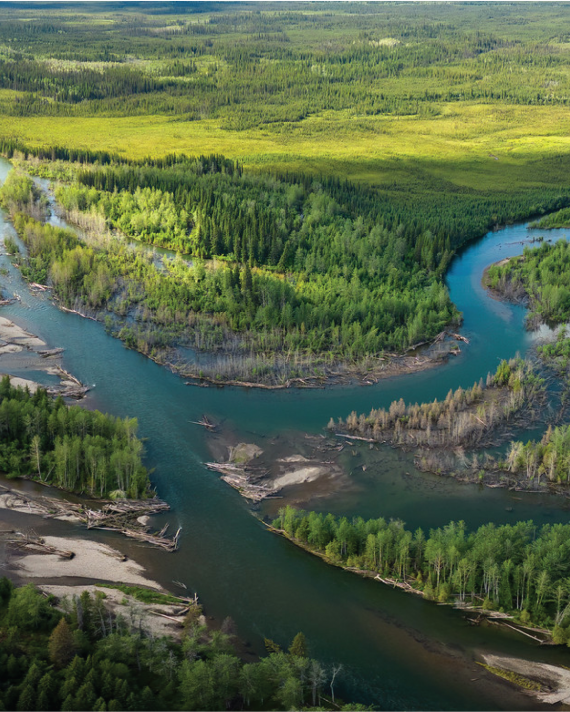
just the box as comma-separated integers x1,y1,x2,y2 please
2,158,570,709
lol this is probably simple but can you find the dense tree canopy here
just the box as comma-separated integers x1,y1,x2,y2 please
0,580,356,712
0,377,149,498
273,505,570,640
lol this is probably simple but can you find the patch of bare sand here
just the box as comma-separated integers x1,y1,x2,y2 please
272,466,328,489
0,317,45,347
0,344,22,355
40,584,187,639
0,489,82,522
483,653,570,704
0,375,39,392
0,491,47,515
16,536,162,589
229,442,263,464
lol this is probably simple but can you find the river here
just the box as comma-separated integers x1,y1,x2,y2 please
1,158,570,710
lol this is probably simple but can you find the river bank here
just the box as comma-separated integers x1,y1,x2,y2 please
0,480,180,550
264,522,558,647
0,499,194,641
0,313,89,397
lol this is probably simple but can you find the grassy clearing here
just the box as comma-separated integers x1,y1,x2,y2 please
4,103,570,191
94,584,183,606
478,663,544,692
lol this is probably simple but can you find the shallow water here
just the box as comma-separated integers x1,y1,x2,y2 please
2,158,570,709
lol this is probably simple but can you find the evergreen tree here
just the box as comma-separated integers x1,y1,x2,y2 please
48,619,76,668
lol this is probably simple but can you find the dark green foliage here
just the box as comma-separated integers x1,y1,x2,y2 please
0,376,149,497
0,583,331,711
53,161,463,357
273,505,570,629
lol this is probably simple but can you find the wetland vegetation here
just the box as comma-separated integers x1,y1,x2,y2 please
334,358,547,449
2,3,570,385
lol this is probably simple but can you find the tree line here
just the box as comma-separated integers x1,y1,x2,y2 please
486,240,570,327
5,5,570,124
334,358,545,448
272,505,570,641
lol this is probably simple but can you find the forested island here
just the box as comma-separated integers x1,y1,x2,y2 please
0,377,149,498
334,358,546,449
271,506,570,643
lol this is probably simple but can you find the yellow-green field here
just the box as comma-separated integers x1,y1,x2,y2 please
6,103,570,191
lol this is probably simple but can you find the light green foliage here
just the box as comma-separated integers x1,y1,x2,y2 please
273,505,570,630
488,241,570,325
0,375,150,498
505,423,570,485
7,584,58,631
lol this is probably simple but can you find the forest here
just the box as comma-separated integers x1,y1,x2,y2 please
3,148,568,384
0,377,150,498
3,4,570,124
1,4,570,383
0,579,359,712
272,505,570,640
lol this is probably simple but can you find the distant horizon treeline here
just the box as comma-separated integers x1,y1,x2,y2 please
4,5,570,126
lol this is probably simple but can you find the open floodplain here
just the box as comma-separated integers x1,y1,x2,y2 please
5,3,570,711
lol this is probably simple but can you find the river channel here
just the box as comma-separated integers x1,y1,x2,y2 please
2,158,570,709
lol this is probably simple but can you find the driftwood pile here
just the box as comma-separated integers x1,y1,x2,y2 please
205,462,277,502
84,499,181,552
189,415,217,431
0,484,181,551
7,529,74,559
46,366,90,399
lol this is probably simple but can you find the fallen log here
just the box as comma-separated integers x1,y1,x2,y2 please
38,348,65,357
189,415,217,431
335,433,376,443
153,611,184,624
55,366,83,386
60,306,98,322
